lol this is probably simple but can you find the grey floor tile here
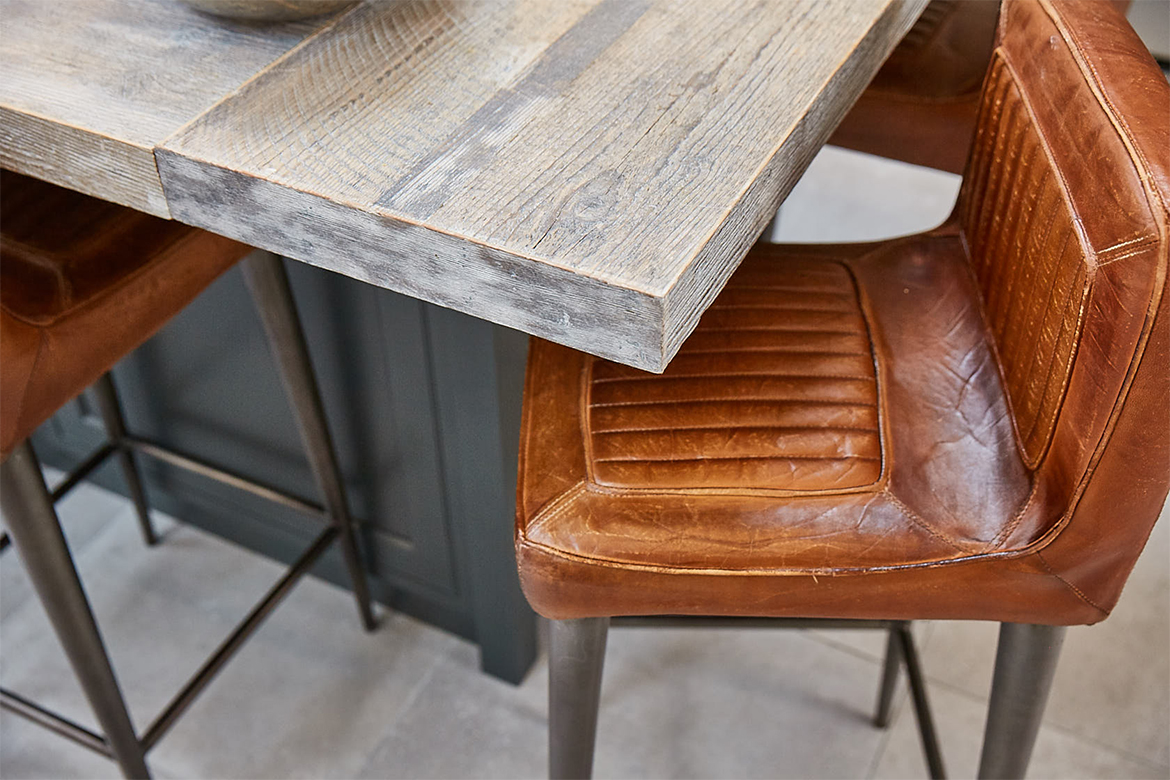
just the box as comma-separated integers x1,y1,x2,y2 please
772,146,962,244
366,624,900,780
0,502,457,779
920,502,1170,768
870,680,1169,780
0,708,124,780
356,648,546,780
589,627,891,779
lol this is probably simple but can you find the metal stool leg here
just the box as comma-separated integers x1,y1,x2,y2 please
549,617,609,780
874,624,902,728
0,442,149,779
896,622,946,779
92,372,157,546
241,251,376,631
977,623,1065,780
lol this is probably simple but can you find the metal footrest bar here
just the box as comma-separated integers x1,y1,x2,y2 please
0,525,340,763
49,442,118,503
141,525,338,750
0,443,120,558
123,436,326,520
0,442,119,558
0,686,112,757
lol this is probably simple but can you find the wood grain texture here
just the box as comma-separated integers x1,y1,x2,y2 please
1,0,925,369
0,0,344,215
159,0,926,370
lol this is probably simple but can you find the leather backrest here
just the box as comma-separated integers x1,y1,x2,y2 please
957,0,1168,551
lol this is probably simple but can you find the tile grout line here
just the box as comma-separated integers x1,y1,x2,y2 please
918,673,1170,774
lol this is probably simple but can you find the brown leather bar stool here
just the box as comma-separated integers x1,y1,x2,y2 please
515,1,1169,778
0,170,375,778
828,0,1130,173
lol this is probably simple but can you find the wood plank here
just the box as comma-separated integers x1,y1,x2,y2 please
0,0,346,215
158,0,926,370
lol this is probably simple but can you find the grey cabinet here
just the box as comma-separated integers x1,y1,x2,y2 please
33,258,536,684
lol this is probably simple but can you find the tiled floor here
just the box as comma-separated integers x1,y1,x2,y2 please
2,147,1168,779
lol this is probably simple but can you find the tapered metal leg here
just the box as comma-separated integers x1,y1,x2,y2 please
897,622,946,779
874,625,902,728
549,617,609,780
0,442,150,779
977,623,1066,779
92,372,156,546
241,251,375,631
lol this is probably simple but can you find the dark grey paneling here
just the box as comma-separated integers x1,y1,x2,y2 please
426,305,536,684
33,258,535,680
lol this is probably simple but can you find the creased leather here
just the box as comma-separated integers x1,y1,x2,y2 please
516,0,1169,625
0,171,251,458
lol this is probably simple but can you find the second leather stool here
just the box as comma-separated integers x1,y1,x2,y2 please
0,170,375,778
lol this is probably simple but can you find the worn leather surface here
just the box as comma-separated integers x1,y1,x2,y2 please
516,0,1169,625
0,171,250,458
588,258,883,492
829,0,1130,174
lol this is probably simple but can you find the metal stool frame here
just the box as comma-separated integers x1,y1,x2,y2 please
0,252,375,779
549,616,948,780
549,615,1065,780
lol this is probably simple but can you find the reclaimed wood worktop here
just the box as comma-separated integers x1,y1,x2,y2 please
1,0,926,371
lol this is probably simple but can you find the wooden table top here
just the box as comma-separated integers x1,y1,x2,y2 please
1,0,925,371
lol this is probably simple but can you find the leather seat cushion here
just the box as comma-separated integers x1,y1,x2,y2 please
516,234,1064,621
1,171,250,458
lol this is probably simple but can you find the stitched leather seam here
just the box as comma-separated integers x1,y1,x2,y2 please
715,285,855,294
593,424,878,436
839,255,893,497
7,328,50,454
591,398,878,409
1096,244,1157,267
592,372,876,384
578,482,885,499
679,349,871,357
983,478,1040,552
517,535,979,577
707,304,858,313
881,490,970,553
1097,234,1158,257
1042,0,1165,229
699,326,862,335
522,482,588,538
1035,551,1108,616
594,454,880,465
580,357,597,485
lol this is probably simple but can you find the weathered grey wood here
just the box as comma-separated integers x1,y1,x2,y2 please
1,0,925,370
0,0,344,216
154,0,925,370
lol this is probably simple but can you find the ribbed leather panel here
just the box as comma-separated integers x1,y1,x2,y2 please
586,258,881,491
897,0,958,54
961,54,1092,467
